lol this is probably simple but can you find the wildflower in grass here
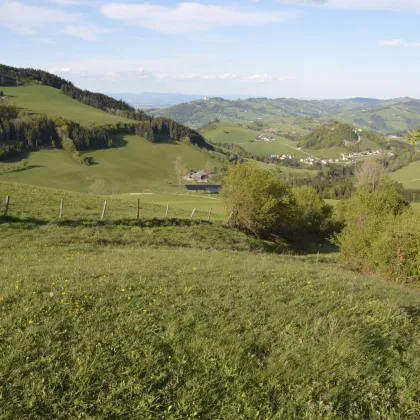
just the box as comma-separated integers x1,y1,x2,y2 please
121,288,125,292
127,296,132,300
28,320,33,325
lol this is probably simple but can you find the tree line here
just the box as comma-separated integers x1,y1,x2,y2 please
0,103,213,161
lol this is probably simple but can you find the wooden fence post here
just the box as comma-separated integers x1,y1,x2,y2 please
4,196,10,217
165,203,169,218
101,200,107,220
136,199,140,220
59,198,64,220
208,208,212,222
190,208,196,221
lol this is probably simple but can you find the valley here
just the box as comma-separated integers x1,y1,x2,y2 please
1,63,420,419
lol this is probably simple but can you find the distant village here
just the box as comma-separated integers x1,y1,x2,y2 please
298,150,393,167
253,134,275,142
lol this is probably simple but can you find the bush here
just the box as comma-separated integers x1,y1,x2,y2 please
371,209,420,283
334,181,420,283
221,163,295,237
72,151,93,165
292,186,333,233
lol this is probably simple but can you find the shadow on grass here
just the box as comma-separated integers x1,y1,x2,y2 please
0,165,45,175
0,216,212,228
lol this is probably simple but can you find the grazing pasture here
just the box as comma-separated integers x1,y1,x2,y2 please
2,85,132,126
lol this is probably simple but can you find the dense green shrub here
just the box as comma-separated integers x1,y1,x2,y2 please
334,181,420,283
292,186,334,232
221,163,295,237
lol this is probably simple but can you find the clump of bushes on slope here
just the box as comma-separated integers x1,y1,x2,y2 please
334,181,420,283
220,163,333,242
302,121,358,149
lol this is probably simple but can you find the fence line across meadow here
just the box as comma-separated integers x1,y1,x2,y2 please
2,195,233,224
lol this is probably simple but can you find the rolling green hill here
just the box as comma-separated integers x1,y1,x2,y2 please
151,96,420,134
2,85,133,126
200,122,307,158
301,121,358,149
0,134,217,193
390,160,420,189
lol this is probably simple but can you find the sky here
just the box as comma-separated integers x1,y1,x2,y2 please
1,0,420,99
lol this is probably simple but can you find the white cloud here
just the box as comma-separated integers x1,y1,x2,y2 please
243,74,273,83
101,2,298,34
0,1,77,35
201,73,237,80
379,39,420,47
379,39,404,47
277,0,420,12
63,24,114,41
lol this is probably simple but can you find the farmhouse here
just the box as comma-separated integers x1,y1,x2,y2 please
254,134,274,142
184,169,213,183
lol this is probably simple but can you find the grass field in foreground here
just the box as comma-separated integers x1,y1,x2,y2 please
390,161,420,189
0,181,226,221
2,217,420,418
0,134,217,194
2,180,420,417
2,85,133,126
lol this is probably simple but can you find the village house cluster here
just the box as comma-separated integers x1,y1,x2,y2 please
270,154,294,160
300,149,392,166
299,156,342,166
253,134,274,142
341,150,389,160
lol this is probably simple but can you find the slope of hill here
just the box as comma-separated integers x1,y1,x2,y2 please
200,121,307,158
2,181,420,418
0,133,217,193
390,160,420,189
2,85,133,126
151,96,420,133
301,121,358,149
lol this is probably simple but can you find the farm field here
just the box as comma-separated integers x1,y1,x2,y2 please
390,161,420,189
2,181,420,418
201,122,307,157
0,134,216,194
117,192,225,220
2,85,133,126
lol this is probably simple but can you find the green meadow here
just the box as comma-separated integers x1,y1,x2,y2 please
0,134,216,194
2,85,132,126
1,180,420,418
390,161,420,189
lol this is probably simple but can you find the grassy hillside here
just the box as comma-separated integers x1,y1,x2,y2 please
1,181,420,418
152,96,420,133
2,85,133,126
200,122,307,158
0,134,217,193
390,160,420,189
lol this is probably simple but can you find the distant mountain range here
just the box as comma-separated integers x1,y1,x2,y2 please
148,96,420,133
110,92,250,109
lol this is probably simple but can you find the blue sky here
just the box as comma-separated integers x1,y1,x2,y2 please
1,0,420,98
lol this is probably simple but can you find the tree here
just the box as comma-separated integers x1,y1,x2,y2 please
221,163,294,237
292,186,333,232
354,160,387,191
408,129,420,146
173,155,188,189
